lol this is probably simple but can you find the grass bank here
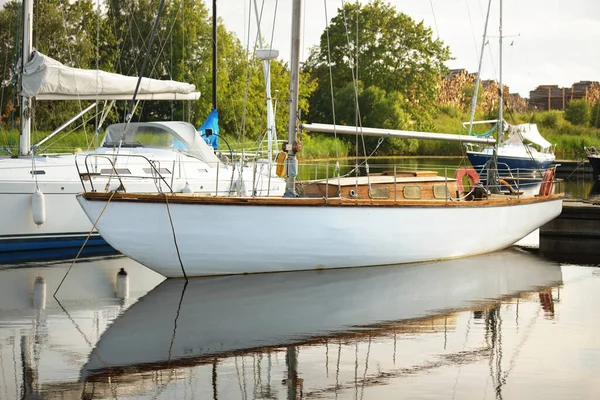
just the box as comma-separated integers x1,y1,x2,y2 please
3,107,598,160
0,129,103,154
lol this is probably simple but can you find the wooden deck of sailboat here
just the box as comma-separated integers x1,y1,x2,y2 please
81,191,562,206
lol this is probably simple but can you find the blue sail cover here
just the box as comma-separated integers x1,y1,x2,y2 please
198,109,219,150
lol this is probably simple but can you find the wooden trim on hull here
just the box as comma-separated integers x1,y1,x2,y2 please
79,191,564,208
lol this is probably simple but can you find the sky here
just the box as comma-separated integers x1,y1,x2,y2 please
216,0,600,98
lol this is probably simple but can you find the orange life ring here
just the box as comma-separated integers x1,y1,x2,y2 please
538,168,555,196
454,167,480,193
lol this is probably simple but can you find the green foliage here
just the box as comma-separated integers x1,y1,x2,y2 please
460,83,482,111
0,128,103,154
0,0,315,148
590,101,600,128
1,0,112,131
438,105,461,119
300,133,352,160
538,110,564,129
0,1,20,128
564,99,590,126
305,0,450,130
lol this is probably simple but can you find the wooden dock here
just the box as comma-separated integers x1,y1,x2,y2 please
553,160,595,178
539,199,600,264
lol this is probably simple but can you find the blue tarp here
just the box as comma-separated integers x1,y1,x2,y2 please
198,108,219,150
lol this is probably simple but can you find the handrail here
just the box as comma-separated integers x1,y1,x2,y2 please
76,153,174,193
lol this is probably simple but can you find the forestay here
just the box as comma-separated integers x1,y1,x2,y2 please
21,51,200,101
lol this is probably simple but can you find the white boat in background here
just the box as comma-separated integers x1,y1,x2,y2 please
77,0,563,278
0,0,284,262
80,248,563,380
465,123,556,173
0,120,283,261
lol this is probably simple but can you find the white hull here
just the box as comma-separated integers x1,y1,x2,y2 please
81,248,563,378
77,194,563,277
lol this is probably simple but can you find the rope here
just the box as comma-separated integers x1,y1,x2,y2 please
464,0,480,60
53,191,116,297
429,0,440,39
162,193,188,280
324,0,342,196
469,122,497,138
58,0,90,149
340,1,368,191
236,0,255,163
124,0,166,127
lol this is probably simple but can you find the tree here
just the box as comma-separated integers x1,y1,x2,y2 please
0,1,21,130
0,0,116,133
590,100,600,128
565,99,590,126
1,0,315,147
304,0,450,134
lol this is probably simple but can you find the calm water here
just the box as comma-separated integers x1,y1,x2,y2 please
0,250,598,399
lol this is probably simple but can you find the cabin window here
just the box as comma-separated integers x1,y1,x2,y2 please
403,185,422,199
433,184,450,199
30,170,46,175
100,168,131,175
103,124,188,150
143,167,171,175
369,186,389,200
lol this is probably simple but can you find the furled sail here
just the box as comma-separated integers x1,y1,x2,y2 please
505,123,552,152
21,51,200,101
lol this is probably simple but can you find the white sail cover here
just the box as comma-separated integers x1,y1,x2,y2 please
506,123,552,151
21,51,200,101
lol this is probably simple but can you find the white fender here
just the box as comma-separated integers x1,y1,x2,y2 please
182,182,194,193
31,189,45,226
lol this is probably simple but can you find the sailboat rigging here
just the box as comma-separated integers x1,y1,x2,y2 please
463,0,556,194
0,0,284,262
76,0,563,278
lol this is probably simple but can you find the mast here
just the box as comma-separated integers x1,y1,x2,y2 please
488,0,503,193
253,0,279,166
212,0,217,110
283,0,302,198
19,0,34,156
498,0,504,144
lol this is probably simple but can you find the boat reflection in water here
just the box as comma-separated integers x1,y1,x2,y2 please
80,248,563,399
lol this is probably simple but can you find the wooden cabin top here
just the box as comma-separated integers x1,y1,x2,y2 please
305,171,454,187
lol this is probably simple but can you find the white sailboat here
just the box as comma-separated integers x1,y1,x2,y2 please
0,0,284,261
76,0,563,278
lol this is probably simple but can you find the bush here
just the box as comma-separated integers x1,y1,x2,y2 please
437,105,460,118
590,101,600,128
539,111,563,129
300,133,351,160
565,99,590,126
